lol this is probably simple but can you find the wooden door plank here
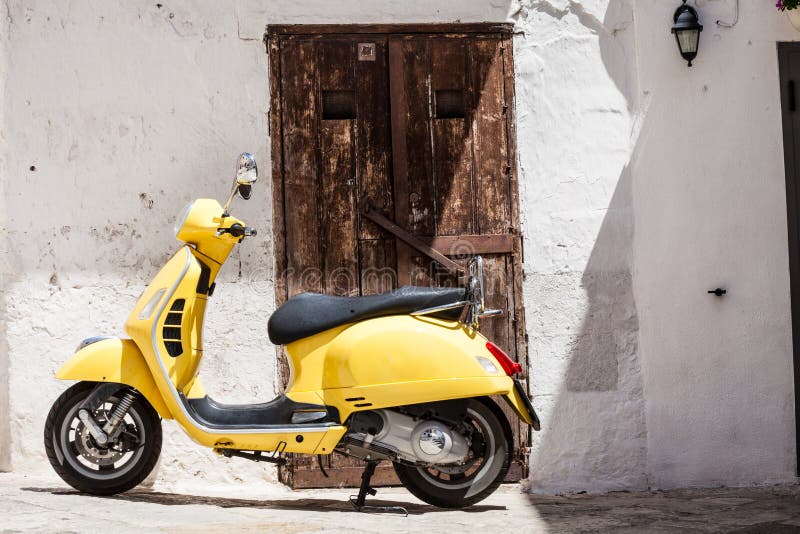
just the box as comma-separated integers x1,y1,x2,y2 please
472,38,510,235
359,238,397,295
317,39,374,480
318,40,359,296
281,40,323,297
399,40,436,238
501,37,529,371
267,37,287,306
388,39,413,286
357,38,393,240
501,36,530,478
431,39,474,236
290,462,400,489
357,38,396,295
481,255,512,354
425,234,514,255
396,38,439,289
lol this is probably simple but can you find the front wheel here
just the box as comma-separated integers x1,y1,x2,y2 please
44,381,162,495
393,397,512,508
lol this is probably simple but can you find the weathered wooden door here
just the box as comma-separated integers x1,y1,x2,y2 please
267,24,528,488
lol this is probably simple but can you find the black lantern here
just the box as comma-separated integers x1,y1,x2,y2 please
671,0,703,67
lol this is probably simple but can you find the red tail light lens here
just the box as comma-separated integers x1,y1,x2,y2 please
486,341,522,376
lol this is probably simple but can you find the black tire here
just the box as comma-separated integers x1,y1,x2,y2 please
393,397,512,509
44,381,162,495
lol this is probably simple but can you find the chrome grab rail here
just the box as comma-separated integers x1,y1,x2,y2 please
411,301,470,317
467,256,504,327
409,256,504,327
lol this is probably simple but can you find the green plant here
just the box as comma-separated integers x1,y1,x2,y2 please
778,0,800,11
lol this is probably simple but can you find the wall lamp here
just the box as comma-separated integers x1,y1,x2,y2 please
671,0,703,67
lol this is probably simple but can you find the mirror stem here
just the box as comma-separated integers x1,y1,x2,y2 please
221,185,238,217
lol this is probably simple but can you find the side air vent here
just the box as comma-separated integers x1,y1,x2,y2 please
163,299,185,357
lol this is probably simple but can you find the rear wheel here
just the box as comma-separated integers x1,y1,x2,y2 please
44,381,162,495
393,397,512,508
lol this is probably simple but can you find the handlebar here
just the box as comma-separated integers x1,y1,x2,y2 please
216,223,257,238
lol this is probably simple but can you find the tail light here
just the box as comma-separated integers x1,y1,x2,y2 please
486,341,522,376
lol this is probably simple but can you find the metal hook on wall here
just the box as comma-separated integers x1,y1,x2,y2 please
716,0,739,28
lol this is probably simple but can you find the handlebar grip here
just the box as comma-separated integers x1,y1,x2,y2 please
228,224,245,237
218,224,256,238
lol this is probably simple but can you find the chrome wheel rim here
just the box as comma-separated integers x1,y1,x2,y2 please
416,407,501,495
58,395,146,480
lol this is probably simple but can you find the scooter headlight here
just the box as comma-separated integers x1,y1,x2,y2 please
174,201,195,239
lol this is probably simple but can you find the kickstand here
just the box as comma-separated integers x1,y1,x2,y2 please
348,461,408,516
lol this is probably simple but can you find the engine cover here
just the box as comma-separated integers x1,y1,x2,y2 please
344,410,470,465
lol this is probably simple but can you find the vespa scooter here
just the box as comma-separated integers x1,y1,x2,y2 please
44,153,540,510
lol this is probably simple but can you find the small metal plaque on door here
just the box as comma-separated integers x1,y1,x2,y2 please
358,43,376,61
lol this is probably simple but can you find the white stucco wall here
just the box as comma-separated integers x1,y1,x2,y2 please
515,0,648,492
632,0,797,488
0,0,10,473
1,0,798,493
0,0,518,489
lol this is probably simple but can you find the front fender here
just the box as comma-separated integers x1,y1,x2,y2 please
55,337,171,418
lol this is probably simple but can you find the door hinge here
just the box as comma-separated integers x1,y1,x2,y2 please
516,447,532,462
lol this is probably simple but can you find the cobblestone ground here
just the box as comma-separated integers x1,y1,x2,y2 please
1,473,800,533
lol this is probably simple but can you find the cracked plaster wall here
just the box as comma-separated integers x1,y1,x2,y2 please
1,0,798,494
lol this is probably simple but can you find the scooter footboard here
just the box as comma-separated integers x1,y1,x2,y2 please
55,337,171,418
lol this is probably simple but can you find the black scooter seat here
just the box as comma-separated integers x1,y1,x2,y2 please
267,286,466,345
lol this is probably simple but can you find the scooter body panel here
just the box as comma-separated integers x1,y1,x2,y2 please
54,199,532,455
55,337,172,419
46,165,535,506
284,315,518,421
118,245,347,453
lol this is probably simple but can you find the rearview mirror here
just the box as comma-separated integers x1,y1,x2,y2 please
235,153,257,200
236,152,258,186
223,153,258,213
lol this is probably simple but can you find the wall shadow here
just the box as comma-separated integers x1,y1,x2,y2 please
522,0,649,492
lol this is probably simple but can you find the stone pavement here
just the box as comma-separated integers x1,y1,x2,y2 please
1,473,800,533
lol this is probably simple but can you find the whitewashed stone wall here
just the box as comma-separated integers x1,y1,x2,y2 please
514,0,648,492
0,0,10,472
1,0,798,493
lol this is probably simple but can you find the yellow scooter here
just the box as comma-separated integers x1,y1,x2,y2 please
44,153,539,510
